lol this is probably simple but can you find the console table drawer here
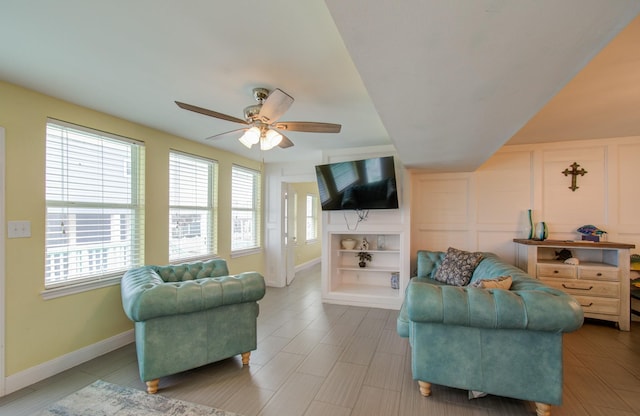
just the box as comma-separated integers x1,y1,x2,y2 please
541,279,619,298
537,263,576,279
578,267,618,281
574,295,620,316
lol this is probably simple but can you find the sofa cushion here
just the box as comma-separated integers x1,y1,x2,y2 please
470,275,512,290
433,247,483,286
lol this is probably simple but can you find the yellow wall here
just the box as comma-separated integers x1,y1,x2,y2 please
0,81,264,376
291,182,321,266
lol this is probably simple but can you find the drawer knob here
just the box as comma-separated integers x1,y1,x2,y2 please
596,272,602,276
562,284,593,291
580,302,594,307
553,270,559,274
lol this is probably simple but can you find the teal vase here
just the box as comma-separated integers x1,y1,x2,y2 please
535,222,548,241
527,209,534,239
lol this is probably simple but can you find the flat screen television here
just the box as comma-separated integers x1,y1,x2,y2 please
314,156,399,211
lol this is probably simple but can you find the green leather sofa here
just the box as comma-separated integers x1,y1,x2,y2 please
121,259,265,393
397,251,584,416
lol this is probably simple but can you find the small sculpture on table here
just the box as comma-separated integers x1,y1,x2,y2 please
577,225,607,242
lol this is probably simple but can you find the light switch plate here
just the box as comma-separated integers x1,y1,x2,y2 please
8,220,31,238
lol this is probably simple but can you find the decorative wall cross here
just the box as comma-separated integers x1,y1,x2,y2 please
562,162,587,192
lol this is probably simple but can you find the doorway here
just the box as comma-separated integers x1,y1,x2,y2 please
283,184,297,285
281,181,323,286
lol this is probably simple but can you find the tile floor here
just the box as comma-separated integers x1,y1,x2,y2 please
1,264,639,415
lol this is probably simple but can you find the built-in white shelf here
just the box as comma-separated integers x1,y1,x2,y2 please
331,283,400,297
336,266,399,272
322,232,406,309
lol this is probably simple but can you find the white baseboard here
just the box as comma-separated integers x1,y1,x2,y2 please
264,258,320,288
3,329,134,396
294,257,320,274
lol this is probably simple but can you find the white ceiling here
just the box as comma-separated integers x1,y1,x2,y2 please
1,1,639,171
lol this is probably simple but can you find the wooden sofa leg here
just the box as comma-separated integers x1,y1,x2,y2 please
241,351,251,365
418,380,432,396
146,379,159,394
535,402,551,416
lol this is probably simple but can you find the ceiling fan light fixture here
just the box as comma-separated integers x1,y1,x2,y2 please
176,86,342,151
261,129,283,150
238,126,261,148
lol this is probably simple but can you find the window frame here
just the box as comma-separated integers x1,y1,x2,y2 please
168,150,218,262
43,119,145,299
305,193,318,243
231,164,261,255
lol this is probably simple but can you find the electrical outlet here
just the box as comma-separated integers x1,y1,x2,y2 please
8,220,31,238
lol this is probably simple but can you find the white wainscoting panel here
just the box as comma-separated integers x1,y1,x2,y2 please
414,229,469,253
475,151,532,225
409,137,640,272
477,231,519,264
618,143,640,229
542,146,606,227
414,176,469,225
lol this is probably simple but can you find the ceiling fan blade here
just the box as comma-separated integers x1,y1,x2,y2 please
274,121,342,133
205,128,247,141
278,134,294,148
175,101,248,125
258,89,294,123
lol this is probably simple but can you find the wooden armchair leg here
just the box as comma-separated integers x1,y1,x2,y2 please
535,402,551,416
241,351,251,365
418,380,432,396
146,379,159,394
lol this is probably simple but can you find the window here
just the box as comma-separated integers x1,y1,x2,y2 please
317,173,330,204
306,194,318,242
45,119,145,293
169,151,218,261
231,165,261,252
330,161,358,192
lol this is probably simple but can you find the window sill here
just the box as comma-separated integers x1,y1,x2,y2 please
41,275,121,300
169,254,221,264
230,247,262,258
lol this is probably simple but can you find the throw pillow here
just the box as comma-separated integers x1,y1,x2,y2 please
470,275,512,290
432,247,484,286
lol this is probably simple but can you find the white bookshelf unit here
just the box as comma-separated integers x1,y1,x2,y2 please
323,231,406,309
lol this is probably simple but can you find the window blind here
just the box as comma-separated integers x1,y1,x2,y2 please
231,165,261,251
306,194,318,241
169,151,217,261
45,119,145,288
330,161,358,192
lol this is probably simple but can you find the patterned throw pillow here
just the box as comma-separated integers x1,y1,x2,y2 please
433,247,484,286
469,275,513,290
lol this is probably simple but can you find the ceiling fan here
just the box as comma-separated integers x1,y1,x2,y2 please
175,87,341,150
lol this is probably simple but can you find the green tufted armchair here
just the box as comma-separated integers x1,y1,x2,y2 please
121,259,265,393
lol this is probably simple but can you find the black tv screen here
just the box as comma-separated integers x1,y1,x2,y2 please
314,156,399,211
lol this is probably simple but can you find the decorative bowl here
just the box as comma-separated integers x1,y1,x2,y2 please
341,238,357,250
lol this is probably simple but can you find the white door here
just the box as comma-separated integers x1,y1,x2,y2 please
283,184,297,285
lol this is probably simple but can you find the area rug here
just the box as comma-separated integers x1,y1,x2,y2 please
36,380,243,416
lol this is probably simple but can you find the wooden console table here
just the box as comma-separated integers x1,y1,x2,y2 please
514,239,635,331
